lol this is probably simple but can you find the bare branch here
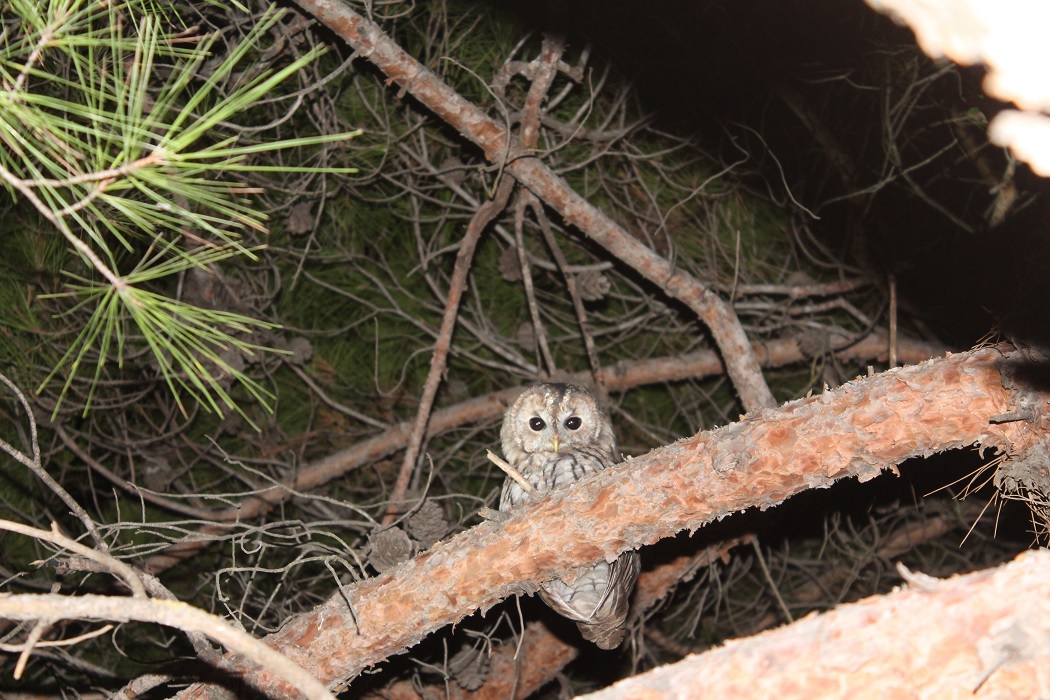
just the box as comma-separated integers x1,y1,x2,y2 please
485,449,533,494
0,519,145,598
0,373,107,549
143,332,941,573
385,176,517,523
170,346,1042,697
290,0,777,412
0,594,336,700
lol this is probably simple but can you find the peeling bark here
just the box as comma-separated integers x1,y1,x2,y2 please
145,333,936,574
171,346,1047,699
367,537,753,699
578,549,1050,699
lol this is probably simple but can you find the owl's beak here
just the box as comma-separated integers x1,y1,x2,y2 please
550,435,560,453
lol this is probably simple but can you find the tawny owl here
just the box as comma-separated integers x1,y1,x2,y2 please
499,383,640,649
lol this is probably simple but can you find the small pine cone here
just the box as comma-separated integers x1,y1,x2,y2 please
498,246,523,282
449,645,490,690
288,337,314,366
273,335,314,366
367,527,414,573
214,347,247,389
576,270,610,301
439,156,468,187
407,499,448,548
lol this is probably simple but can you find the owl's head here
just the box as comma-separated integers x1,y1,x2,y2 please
500,383,616,463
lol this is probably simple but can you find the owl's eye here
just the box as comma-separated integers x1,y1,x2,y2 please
564,416,582,430
528,417,546,431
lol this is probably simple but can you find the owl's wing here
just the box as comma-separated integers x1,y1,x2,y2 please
540,550,641,649
497,441,638,648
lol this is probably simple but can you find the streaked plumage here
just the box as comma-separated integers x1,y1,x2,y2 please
499,383,640,649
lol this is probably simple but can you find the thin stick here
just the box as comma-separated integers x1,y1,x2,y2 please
888,272,898,369
0,373,107,550
751,537,794,624
0,622,114,651
0,594,337,700
0,519,146,598
486,450,534,493
528,193,606,400
383,175,517,525
51,422,217,520
513,197,556,375
511,36,565,378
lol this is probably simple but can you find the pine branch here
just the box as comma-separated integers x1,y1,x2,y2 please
141,331,941,574
1,1,360,421
579,550,1050,699
169,345,1045,698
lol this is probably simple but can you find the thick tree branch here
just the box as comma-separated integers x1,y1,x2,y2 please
172,346,1046,698
578,550,1050,699
368,536,754,699
144,333,939,573
291,0,776,412
368,621,578,700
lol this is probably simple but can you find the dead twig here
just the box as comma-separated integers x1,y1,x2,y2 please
384,176,517,524
485,449,534,494
142,332,942,573
0,373,107,550
528,192,606,398
0,593,337,700
292,0,777,413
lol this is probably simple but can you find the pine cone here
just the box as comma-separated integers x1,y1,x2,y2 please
407,499,448,548
514,322,536,349
367,527,414,572
284,201,315,236
576,270,610,301
498,246,523,282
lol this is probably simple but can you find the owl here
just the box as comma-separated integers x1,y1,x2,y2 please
499,383,640,649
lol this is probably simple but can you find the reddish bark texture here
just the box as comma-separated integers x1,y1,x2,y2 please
145,333,936,573
172,347,1048,699
368,622,577,700
578,549,1050,699
370,538,751,700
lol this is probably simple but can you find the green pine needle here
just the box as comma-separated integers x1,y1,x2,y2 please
3,0,359,423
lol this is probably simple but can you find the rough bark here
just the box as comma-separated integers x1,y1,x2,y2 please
577,549,1050,699
145,333,936,573
170,346,1047,699
367,537,753,699
367,621,577,700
